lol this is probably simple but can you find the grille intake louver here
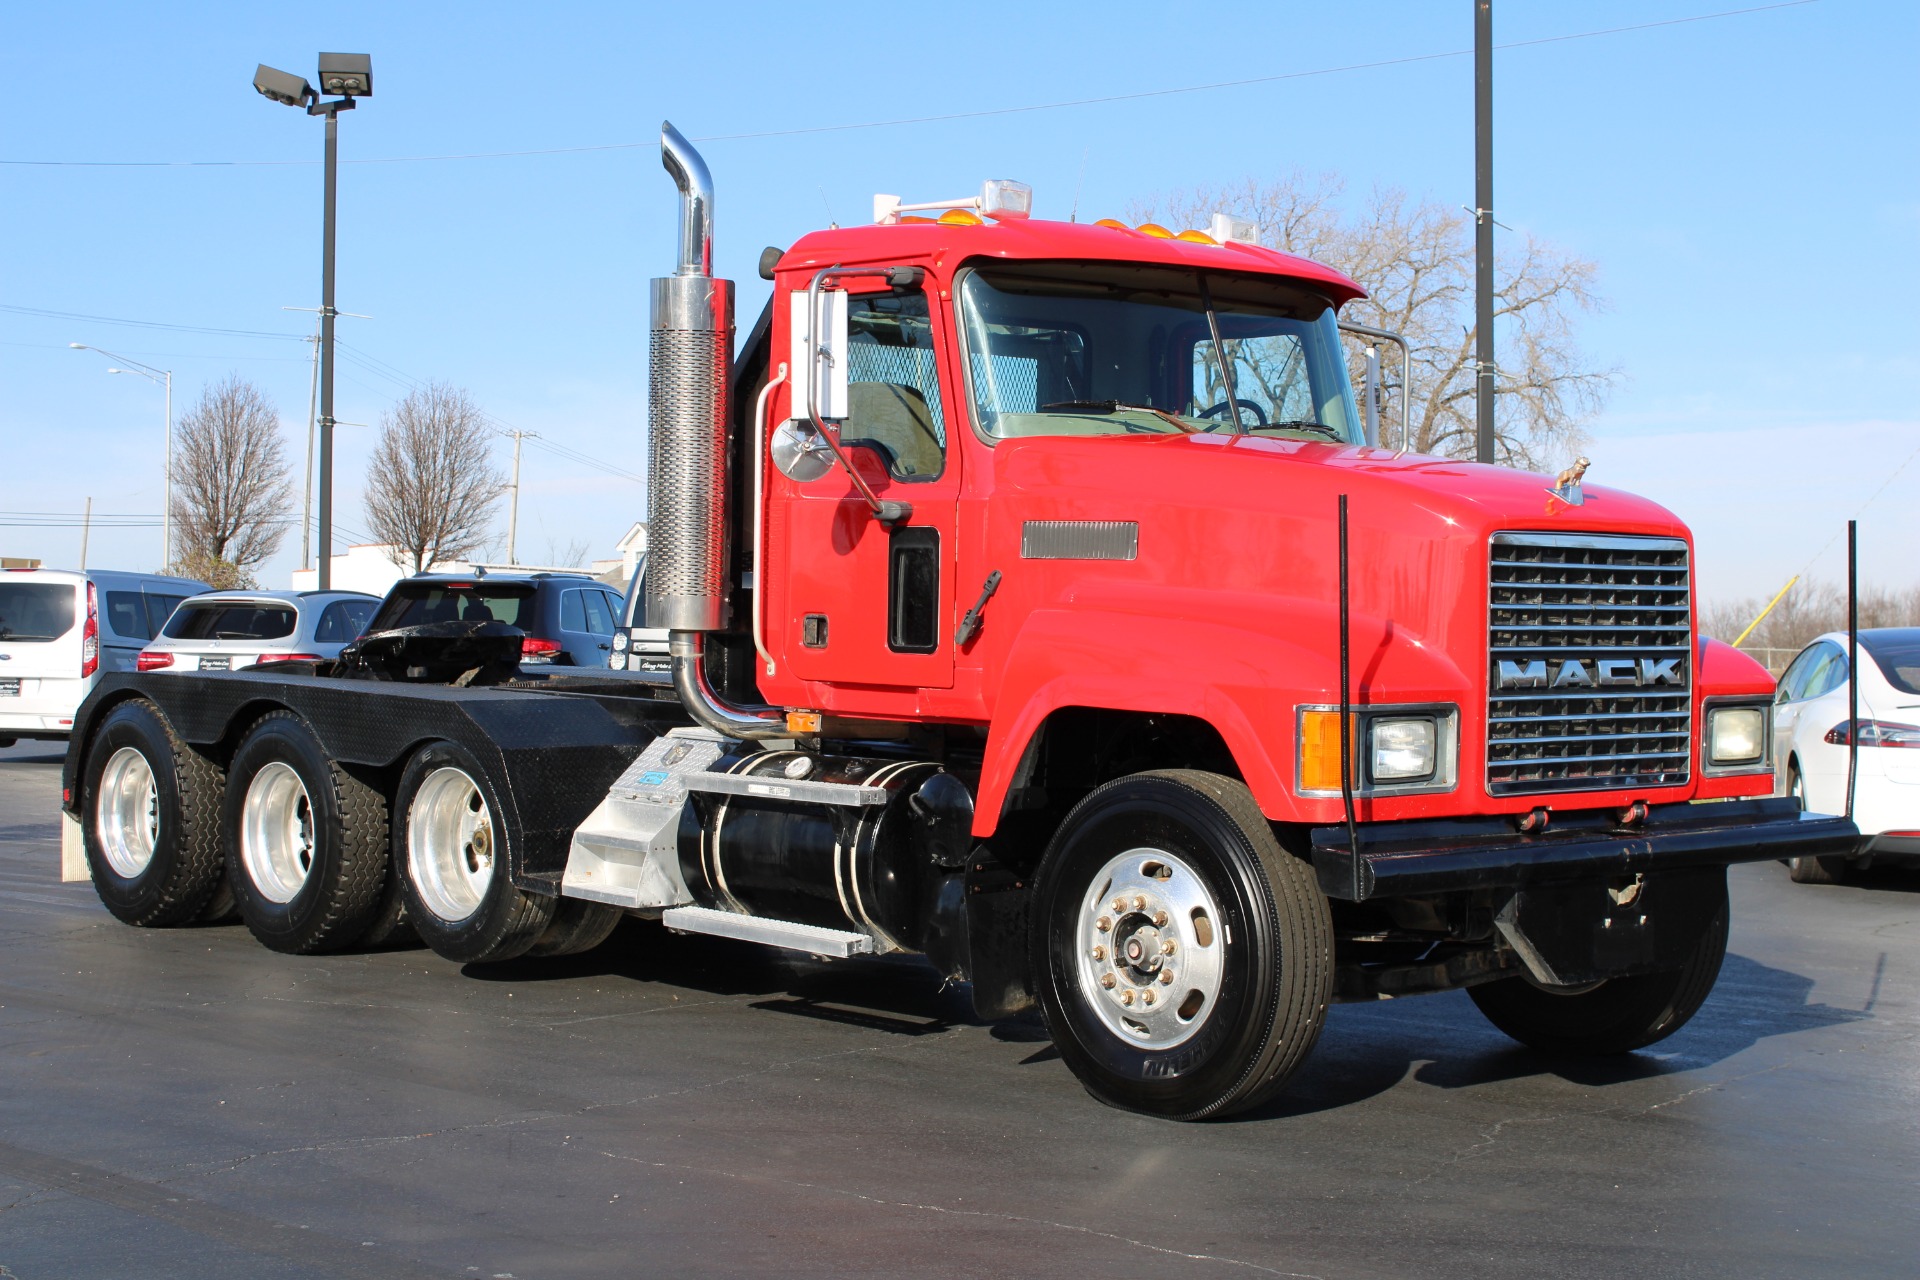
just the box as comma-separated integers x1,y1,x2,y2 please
1486,532,1692,796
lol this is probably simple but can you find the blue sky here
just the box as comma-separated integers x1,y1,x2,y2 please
3,0,1914,605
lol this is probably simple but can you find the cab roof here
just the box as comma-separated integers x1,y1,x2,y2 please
777,216,1365,307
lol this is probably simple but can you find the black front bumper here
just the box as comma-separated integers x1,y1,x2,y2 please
1311,797,1858,901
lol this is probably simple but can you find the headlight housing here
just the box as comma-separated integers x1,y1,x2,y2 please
1704,703,1769,770
612,630,630,652
1298,705,1458,796
1370,717,1438,781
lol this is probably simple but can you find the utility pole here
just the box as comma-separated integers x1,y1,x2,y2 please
79,497,92,570
316,102,344,589
1473,0,1496,465
302,324,319,569
504,430,537,566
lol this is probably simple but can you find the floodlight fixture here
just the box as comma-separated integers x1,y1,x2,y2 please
317,52,373,98
254,63,315,108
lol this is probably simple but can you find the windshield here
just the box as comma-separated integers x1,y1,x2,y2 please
958,262,1362,443
164,601,297,641
1861,629,1920,696
370,582,536,632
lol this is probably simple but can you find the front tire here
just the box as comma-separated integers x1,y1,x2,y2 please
1030,770,1333,1120
395,742,555,964
1470,889,1730,1055
222,711,389,954
82,700,225,926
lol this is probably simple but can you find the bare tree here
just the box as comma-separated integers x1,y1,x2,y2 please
543,536,590,569
363,383,504,575
167,376,294,587
1702,580,1920,673
1134,174,1615,471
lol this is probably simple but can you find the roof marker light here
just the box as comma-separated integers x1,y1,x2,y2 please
1094,218,1131,232
1209,213,1260,246
1176,229,1218,245
1135,223,1174,239
938,208,983,226
873,178,1032,225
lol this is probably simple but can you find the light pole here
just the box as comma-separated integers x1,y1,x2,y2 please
70,343,172,568
254,53,373,590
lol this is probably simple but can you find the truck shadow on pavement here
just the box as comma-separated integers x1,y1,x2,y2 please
1226,949,1873,1121
467,921,1872,1121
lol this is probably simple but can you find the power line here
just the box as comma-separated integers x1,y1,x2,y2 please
0,303,305,342
0,3,1818,168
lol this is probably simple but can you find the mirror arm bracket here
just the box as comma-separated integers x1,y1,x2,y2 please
803,264,917,526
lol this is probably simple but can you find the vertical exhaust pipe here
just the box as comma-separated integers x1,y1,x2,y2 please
650,121,784,738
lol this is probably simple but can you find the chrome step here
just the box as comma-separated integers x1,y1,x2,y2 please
660,905,873,958
681,772,888,807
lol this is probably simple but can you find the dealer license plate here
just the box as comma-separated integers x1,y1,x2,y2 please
198,656,231,672
0,678,18,697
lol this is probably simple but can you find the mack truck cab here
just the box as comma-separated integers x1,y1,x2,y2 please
62,124,1856,1120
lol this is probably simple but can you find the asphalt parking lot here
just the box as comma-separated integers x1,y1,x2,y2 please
1,738,1914,1279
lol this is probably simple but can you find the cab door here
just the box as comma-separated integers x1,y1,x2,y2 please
774,274,958,691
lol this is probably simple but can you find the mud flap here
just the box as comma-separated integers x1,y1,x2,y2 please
964,849,1033,1021
1494,865,1726,988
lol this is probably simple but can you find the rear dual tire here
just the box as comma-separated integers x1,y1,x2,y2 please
394,742,558,964
83,700,225,927
222,712,389,954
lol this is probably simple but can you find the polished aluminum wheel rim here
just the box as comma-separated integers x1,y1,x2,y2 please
241,761,315,904
408,767,494,923
96,746,159,878
1073,847,1226,1050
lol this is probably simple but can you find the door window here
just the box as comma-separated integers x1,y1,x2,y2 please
1802,644,1849,700
840,289,947,481
1776,645,1824,703
584,590,617,636
314,599,375,643
145,594,187,637
105,592,149,640
561,589,587,633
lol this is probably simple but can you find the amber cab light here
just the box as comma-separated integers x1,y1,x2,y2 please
135,650,174,672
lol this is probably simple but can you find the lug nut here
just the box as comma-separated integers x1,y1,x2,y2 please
1100,973,1116,989
1159,969,1175,985
1131,895,1147,912
1112,897,1127,914
1096,916,1113,933
1120,989,1135,1006
1142,990,1155,1006
1153,910,1169,927
1090,945,1106,962
1160,939,1176,955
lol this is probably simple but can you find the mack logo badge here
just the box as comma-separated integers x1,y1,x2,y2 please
1496,657,1683,689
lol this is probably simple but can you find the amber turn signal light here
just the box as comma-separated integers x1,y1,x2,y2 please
1298,711,1358,792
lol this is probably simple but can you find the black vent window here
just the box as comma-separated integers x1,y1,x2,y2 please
888,527,940,654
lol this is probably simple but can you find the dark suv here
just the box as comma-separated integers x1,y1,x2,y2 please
366,573,625,668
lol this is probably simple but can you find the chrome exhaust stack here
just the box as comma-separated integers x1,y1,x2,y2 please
650,121,783,738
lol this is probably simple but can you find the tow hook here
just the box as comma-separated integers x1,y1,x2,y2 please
1516,806,1550,833
1607,873,1646,907
1616,799,1649,826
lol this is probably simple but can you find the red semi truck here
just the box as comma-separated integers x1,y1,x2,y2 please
62,124,1854,1118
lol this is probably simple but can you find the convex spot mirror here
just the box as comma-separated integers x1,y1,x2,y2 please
771,420,835,483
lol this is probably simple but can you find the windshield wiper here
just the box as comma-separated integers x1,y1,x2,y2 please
1264,420,1345,441
1040,401,1197,433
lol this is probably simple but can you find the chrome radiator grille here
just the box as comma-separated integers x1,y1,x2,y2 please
1486,532,1692,796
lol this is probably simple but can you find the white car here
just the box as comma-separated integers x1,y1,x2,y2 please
0,567,208,745
1774,627,1920,882
136,590,378,674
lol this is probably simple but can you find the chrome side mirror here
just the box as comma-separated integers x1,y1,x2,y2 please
771,419,835,482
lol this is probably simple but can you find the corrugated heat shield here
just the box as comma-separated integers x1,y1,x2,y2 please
646,275,734,631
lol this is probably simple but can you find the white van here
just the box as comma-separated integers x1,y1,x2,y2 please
0,568,208,744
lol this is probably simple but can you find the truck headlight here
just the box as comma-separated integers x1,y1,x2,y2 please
612,630,630,652
1369,717,1437,782
1707,706,1766,765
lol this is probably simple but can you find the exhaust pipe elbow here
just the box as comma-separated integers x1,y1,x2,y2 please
670,631,787,739
661,120,714,278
